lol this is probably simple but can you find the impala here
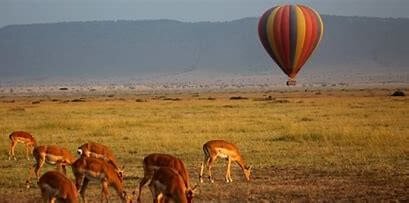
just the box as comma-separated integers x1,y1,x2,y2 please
199,140,252,183
77,142,122,174
38,170,79,203
149,167,197,203
71,156,132,203
8,131,37,160
26,145,76,188
135,153,192,203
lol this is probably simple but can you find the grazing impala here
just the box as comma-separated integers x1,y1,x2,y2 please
71,156,132,203
77,142,121,171
38,170,79,203
135,153,192,202
200,140,252,183
8,131,37,160
26,145,76,188
149,167,197,203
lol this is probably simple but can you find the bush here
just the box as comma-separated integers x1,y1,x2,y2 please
230,96,248,100
71,99,86,102
391,90,405,97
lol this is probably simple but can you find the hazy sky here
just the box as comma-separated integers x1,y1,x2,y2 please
1,0,408,28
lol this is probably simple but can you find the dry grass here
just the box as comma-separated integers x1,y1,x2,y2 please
0,88,408,202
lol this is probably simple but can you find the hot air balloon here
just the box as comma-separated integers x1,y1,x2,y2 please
258,5,324,86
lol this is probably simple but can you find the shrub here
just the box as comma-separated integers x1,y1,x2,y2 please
391,90,405,97
230,96,248,100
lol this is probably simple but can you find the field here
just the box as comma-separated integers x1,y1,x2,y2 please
0,88,408,202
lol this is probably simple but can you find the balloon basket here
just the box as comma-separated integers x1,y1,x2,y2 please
286,80,296,86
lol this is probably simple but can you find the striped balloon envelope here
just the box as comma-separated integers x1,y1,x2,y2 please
258,5,324,85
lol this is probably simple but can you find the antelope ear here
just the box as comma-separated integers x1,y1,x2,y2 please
118,170,124,179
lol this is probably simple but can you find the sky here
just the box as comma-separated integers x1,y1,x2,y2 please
1,0,409,28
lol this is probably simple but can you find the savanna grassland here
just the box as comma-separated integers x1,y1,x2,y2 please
0,88,408,202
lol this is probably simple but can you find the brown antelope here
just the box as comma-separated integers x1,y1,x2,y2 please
26,145,76,188
38,170,79,203
200,140,252,183
8,131,37,160
71,156,132,203
77,142,123,177
135,153,192,203
149,167,197,203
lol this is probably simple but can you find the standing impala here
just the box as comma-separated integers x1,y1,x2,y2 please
77,142,121,172
149,167,196,203
200,140,252,183
8,131,37,160
71,156,132,203
26,145,76,188
135,153,192,203
38,170,79,203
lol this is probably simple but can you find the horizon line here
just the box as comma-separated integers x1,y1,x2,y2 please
2,14,409,29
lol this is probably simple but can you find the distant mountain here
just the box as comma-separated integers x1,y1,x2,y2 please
0,16,408,79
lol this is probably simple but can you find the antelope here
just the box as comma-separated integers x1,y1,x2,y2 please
38,170,79,203
135,153,192,202
71,156,132,203
8,131,37,160
77,142,123,177
26,145,76,188
149,167,197,203
200,140,252,183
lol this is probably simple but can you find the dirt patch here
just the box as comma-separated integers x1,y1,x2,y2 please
192,166,409,202
0,164,407,202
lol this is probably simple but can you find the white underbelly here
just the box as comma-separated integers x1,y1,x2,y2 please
217,152,229,159
152,180,167,192
45,154,64,164
214,147,230,159
84,170,105,180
